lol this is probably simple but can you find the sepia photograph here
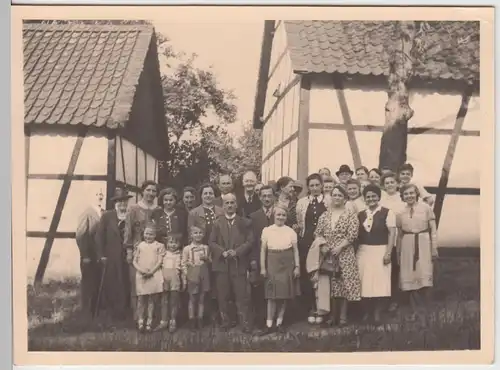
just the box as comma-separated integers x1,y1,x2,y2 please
11,5,494,366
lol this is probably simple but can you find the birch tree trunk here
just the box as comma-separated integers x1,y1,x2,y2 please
379,21,419,172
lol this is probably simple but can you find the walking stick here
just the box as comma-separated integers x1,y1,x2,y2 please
93,260,107,320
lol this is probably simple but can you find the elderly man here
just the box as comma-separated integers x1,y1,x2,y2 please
95,186,133,321
75,189,105,318
214,174,234,207
209,193,254,332
237,170,262,218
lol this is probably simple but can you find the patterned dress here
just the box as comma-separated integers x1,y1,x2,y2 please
314,208,361,301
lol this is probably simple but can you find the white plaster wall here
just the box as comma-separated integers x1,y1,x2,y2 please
29,131,108,175
26,238,81,283
306,81,480,248
309,76,387,127
116,136,137,188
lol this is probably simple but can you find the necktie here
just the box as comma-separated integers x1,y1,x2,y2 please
410,206,414,218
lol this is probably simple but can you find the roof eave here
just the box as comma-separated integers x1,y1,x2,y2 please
252,20,276,130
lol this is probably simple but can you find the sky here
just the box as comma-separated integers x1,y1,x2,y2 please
150,19,264,137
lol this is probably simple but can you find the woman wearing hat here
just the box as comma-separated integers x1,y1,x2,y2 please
95,186,133,320
336,165,354,188
124,180,160,320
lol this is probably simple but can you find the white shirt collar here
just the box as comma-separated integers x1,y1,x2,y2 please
308,194,324,203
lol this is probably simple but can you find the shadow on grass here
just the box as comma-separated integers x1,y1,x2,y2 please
28,257,481,352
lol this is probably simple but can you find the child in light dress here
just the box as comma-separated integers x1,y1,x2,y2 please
182,225,211,330
260,206,300,334
133,223,165,332
157,233,184,333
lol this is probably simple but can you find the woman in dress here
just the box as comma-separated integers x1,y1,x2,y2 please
187,183,224,244
124,180,160,320
380,171,405,312
260,206,300,334
380,171,404,213
181,186,197,212
368,168,382,188
345,179,366,214
322,175,336,197
153,187,188,248
397,183,439,310
314,185,361,326
355,166,369,182
275,176,299,229
398,163,435,206
357,184,397,322
295,173,330,323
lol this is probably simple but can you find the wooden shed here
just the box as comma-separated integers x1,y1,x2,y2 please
24,23,168,282
253,21,480,249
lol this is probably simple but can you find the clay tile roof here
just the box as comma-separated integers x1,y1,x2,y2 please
23,23,155,129
284,21,479,82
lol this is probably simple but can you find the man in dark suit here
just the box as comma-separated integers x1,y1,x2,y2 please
209,193,254,332
248,185,276,328
95,187,133,320
236,170,262,218
214,174,234,207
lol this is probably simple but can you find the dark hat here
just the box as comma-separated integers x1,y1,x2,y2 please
110,186,133,202
336,164,354,177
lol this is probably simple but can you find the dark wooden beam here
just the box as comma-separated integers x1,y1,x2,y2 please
262,132,299,164
332,74,362,169
252,20,276,129
262,75,301,125
34,126,88,285
106,131,116,210
119,135,126,185
28,174,108,181
425,186,479,196
308,122,480,137
27,231,75,239
297,75,310,186
433,85,474,227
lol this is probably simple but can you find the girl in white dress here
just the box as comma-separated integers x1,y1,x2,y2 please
133,223,165,332
260,206,300,334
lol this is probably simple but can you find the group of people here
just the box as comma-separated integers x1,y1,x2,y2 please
75,163,439,336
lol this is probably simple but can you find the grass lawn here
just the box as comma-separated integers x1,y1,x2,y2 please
27,257,480,352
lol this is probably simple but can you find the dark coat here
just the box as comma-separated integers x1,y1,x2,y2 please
152,208,189,247
95,210,130,318
209,215,254,275
249,208,275,268
236,191,262,218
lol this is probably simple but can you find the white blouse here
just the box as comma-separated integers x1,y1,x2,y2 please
261,224,297,251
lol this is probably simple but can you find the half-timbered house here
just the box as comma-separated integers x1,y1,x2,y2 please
253,21,480,249
24,23,168,282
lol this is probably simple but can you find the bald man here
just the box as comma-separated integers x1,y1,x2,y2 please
209,193,254,332
236,171,262,218
214,174,234,207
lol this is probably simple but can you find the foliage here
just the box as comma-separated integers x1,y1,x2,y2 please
25,19,258,189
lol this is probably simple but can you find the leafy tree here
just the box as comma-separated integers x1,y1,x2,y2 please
25,19,253,189
378,21,479,172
